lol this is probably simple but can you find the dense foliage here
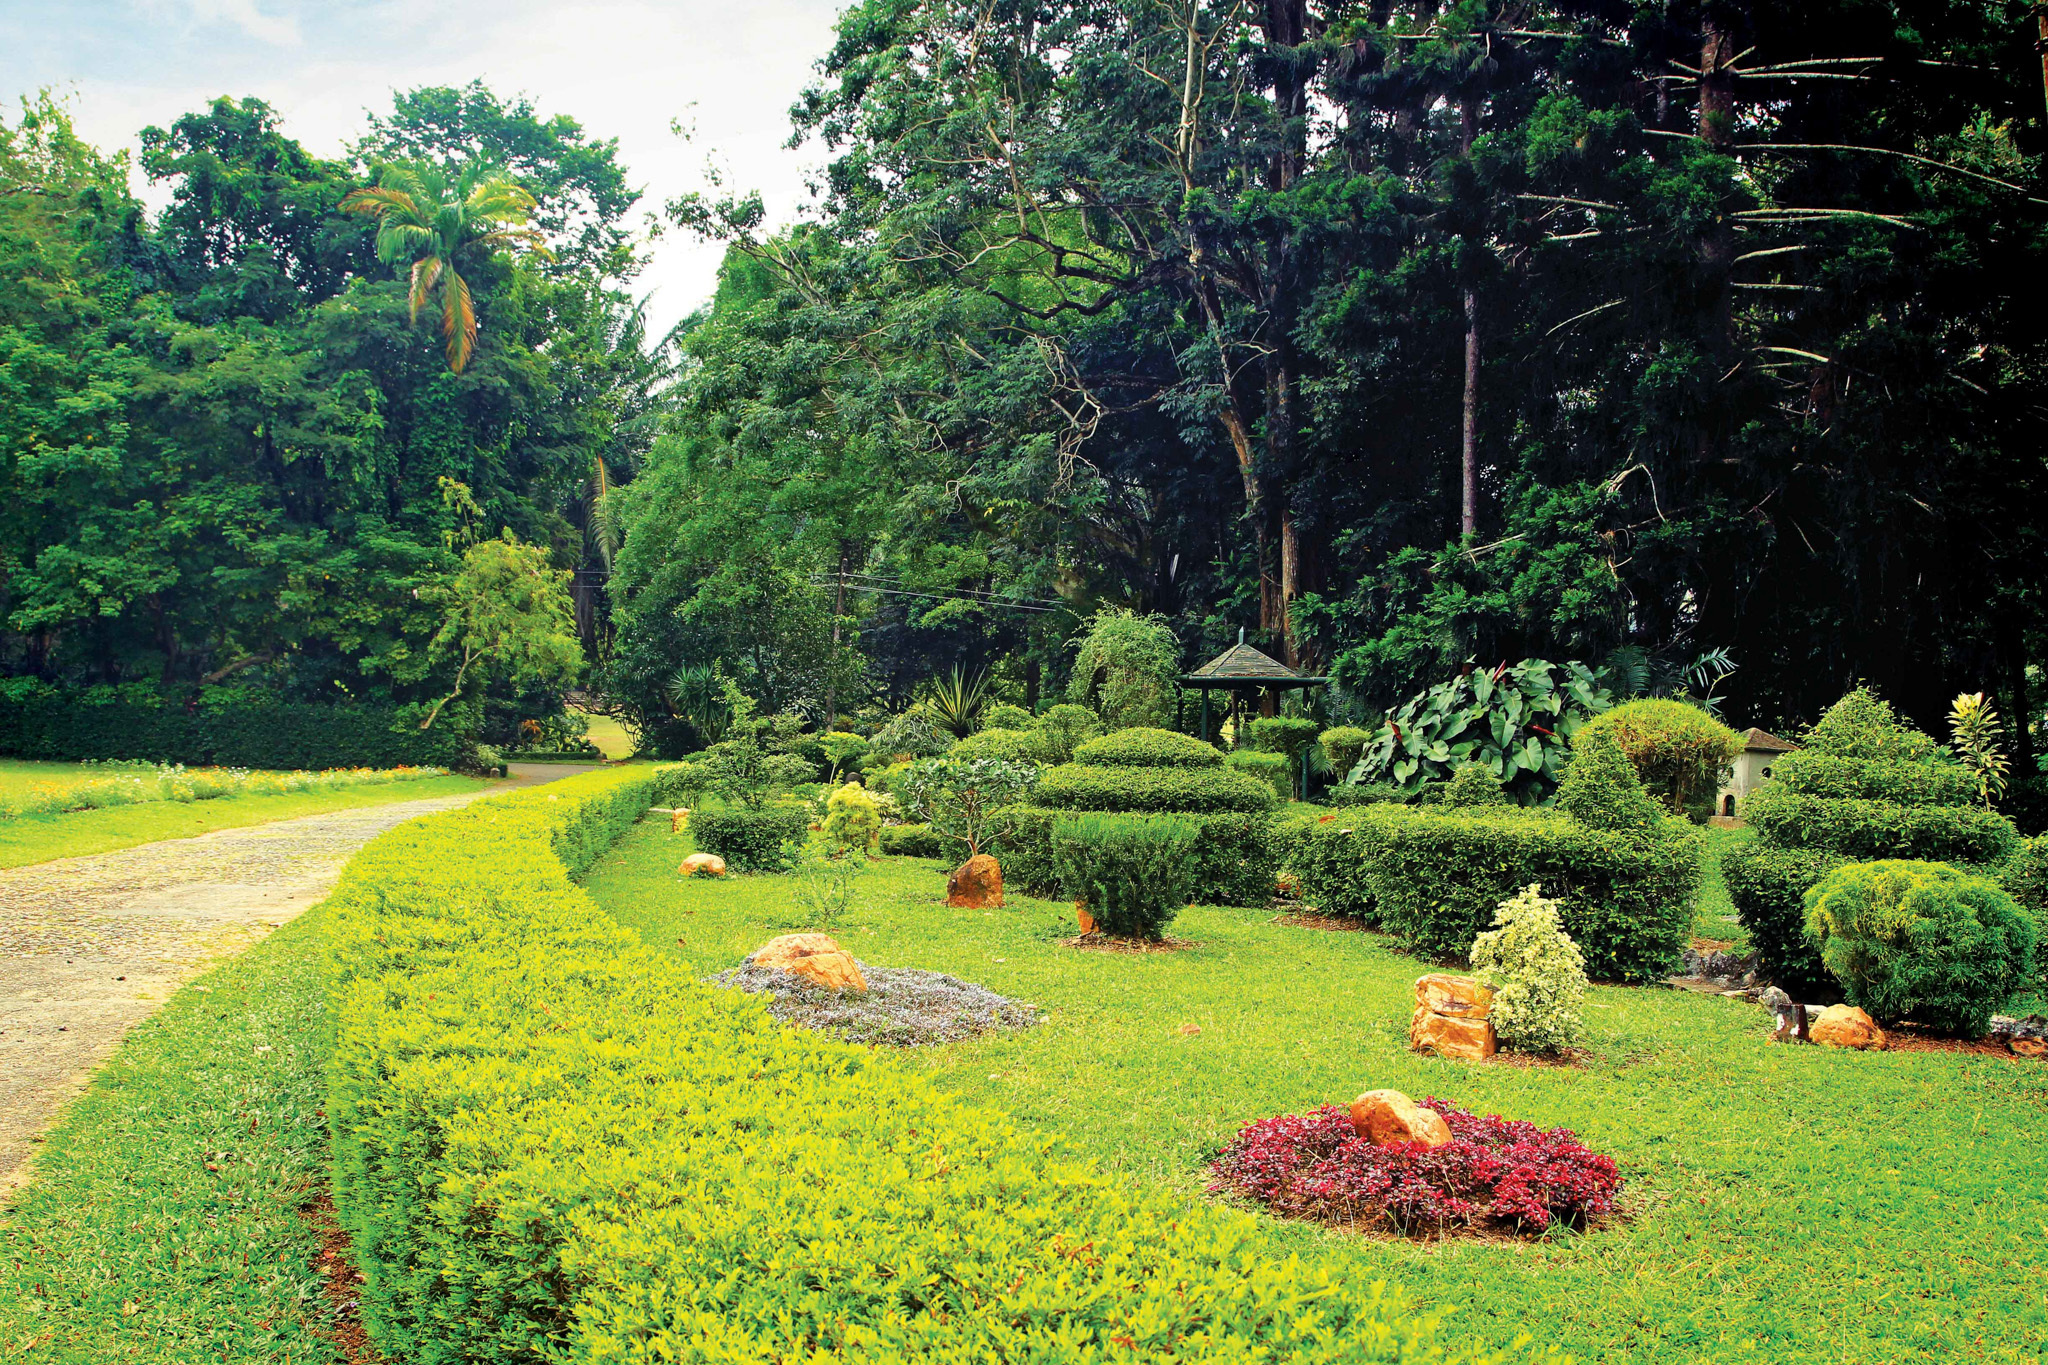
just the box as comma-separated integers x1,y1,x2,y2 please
1209,1099,1622,1235
1803,859,2037,1036
1052,812,1200,939
1352,660,1612,804
1726,687,2022,990
1578,700,1743,822
326,766,1473,1363
1470,884,1589,1054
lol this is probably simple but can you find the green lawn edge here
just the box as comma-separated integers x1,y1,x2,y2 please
0,773,487,870
0,907,338,1365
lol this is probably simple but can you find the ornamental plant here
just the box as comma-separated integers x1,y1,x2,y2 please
1352,658,1612,804
1439,763,1509,808
899,755,1039,856
1051,812,1199,939
1066,608,1183,730
1575,698,1741,822
1804,859,2037,1037
1028,703,1102,764
820,781,881,856
1471,884,1589,1054
1209,1098,1621,1235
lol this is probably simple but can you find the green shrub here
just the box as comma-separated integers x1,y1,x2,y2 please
1325,781,1404,806
1072,727,1223,768
1028,703,1102,764
1033,763,1274,814
1576,699,1741,821
1052,812,1199,939
999,806,1277,907
329,767,1457,1364
1319,725,1372,778
1805,860,2038,1036
821,782,881,855
1354,804,1702,981
1471,884,1589,1054
866,710,951,761
689,803,810,872
818,730,870,780
1228,748,1291,801
1720,841,1845,994
982,702,1036,731
898,755,1039,856
949,727,1040,763
1287,818,1377,921
878,822,948,859
1441,763,1510,808
1353,658,1612,804
1744,786,2019,864
2003,836,2048,914
1554,728,1663,835
1066,608,1184,730
1729,688,2026,988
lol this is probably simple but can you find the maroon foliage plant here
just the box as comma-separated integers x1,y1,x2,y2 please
1208,1098,1621,1235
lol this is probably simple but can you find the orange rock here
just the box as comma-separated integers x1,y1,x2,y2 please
1410,1005,1498,1061
749,933,868,994
1348,1088,1453,1148
1416,973,1494,1019
670,807,691,833
679,852,726,878
1809,1004,1886,1050
1076,903,1096,935
947,853,1004,908
2010,1037,2046,1058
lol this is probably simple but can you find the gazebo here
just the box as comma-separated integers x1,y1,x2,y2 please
1181,629,1329,750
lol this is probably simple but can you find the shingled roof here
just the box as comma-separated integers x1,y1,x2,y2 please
1740,727,1798,753
1182,637,1327,688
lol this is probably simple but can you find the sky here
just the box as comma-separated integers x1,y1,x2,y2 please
0,0,851,334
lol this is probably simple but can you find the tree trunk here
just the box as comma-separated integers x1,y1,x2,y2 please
1459,95,1481,540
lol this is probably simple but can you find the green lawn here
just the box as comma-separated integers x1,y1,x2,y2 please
0,773,486,870
584,818,2048,1365
0,908,338,1365
1694,823,1750,947
0,758,159,795
571,707,638,760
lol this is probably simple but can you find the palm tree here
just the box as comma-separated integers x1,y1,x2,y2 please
340,164,548,372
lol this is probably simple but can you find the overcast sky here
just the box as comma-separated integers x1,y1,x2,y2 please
0,0,851,334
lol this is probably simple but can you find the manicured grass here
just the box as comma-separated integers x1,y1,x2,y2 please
571,707,638,760
0,758,156,795
585,819,2048,1365
1694,823,1750,947
0,909,338,1364
0,774,486,869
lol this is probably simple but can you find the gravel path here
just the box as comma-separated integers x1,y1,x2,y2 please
0,764,596,1196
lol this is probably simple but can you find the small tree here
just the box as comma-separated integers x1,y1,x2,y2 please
1066,609,1182,730
1472,884,1589,1055
419,535,582,730
697,680,814,807
821,781,882,856
899,755,1038,856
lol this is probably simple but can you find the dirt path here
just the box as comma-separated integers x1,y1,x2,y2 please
0,764,597,1196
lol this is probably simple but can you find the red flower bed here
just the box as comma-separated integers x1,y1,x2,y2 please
1208,1098,1621,1236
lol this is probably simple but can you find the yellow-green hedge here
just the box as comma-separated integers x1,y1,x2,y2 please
327,767,1504,1364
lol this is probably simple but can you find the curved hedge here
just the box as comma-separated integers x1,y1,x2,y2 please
1071,727,1224,768
326,767,1473,1364
1033,762,1274,814
1744,788,2019,864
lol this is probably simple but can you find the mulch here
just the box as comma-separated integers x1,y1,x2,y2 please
1275,910,1374,934
1878,1024,2045,1061
1060,932,1201,954
304,1189,382,1365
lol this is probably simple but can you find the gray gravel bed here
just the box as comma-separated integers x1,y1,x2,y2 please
711,962,1041,1047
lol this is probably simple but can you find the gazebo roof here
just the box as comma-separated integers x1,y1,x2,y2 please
1181,636,1328,689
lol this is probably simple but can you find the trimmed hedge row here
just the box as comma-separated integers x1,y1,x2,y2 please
1071,727,1223,768
1305,805,1701,982
1000,806,1279,907
1744,787,2020,864
326,767,1480,1364
1032,762,1275,814
0,681,468,770
689,802,811,872
1766,750,1979,806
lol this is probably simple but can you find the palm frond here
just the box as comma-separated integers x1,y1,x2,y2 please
408,256,442,324
442,268,477,373
339,186,420,217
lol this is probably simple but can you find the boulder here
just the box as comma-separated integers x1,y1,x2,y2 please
1075,903,1097,935
679,852,726,878
1809,1004,1886,1050
1348,1088,1453,1149
748,933,868,994
1410,1006,1498,1061
670,807,691,834
1415,973,1494,1019
2009,1036,2046,1059
947,853,1004,908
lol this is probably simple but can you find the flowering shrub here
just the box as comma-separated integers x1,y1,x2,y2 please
1471,883,1589,1054
1209,1098,1621,1235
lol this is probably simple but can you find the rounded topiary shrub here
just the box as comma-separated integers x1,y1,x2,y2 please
1031,763,1273,813
1071,727,1223,768
1440,763,1510,809
1804,859,2038,1037
1576,699,1741,822
1226,748,1290,801
1319,725,1372,779
981,703,1036,732
948,727,1039,763
1052,812,1199,939
689,803,810,872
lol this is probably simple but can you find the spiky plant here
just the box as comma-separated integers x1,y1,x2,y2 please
1949,691,2010,806
924,665,991,738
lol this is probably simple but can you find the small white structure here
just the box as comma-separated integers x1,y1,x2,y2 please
1715,727,1798,822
